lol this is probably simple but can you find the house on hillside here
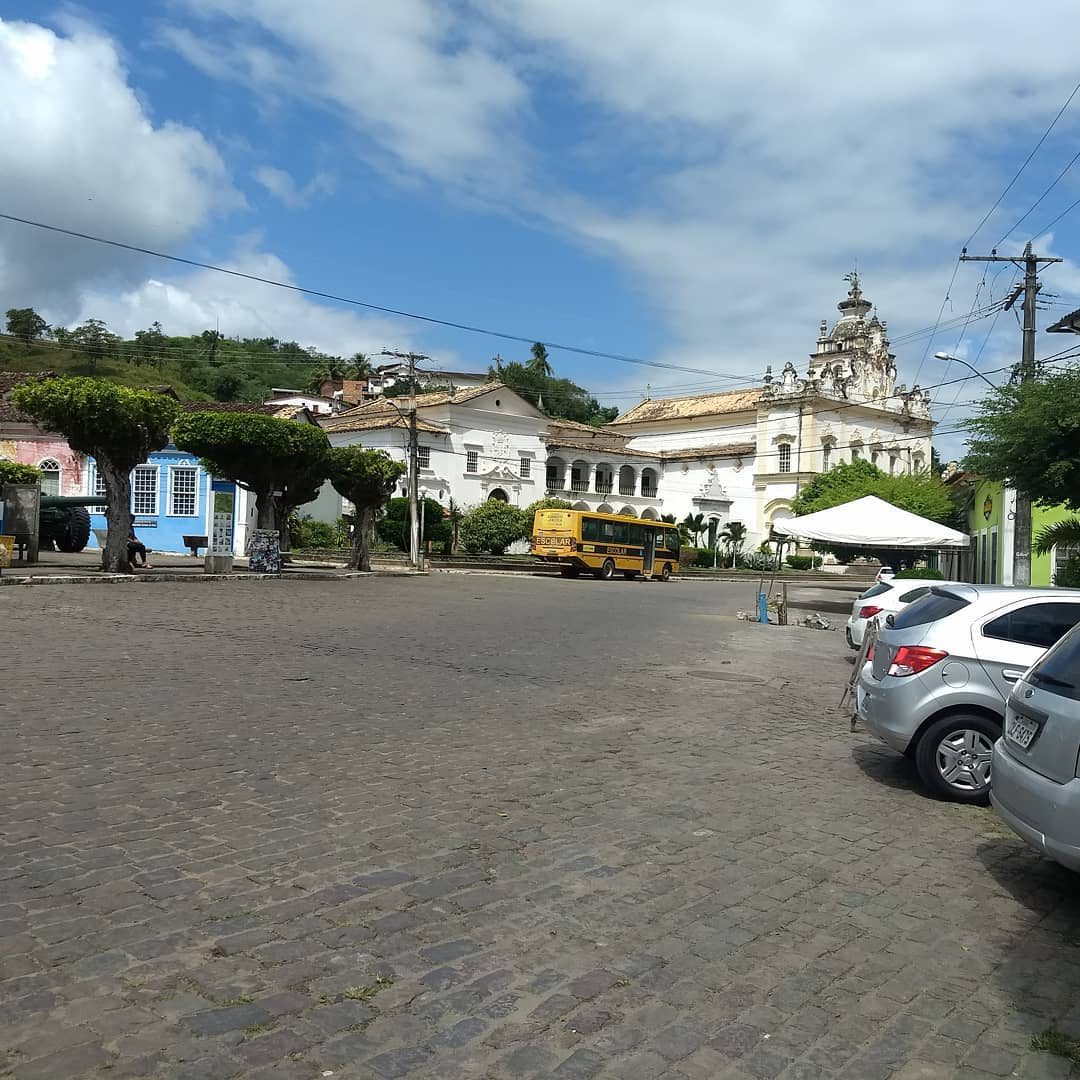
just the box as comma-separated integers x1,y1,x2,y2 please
264,387,343,416
367,363,489,397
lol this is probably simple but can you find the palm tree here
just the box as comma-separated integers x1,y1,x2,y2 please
306,358,348,393
719,520,748,568
682,512,707,546
1035,518,1080,585
527,342,553,378
348,353,374,379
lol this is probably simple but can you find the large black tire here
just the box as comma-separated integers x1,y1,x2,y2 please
660,562,673,581
595,558,615,580
55,507,91,553
914,712,999,804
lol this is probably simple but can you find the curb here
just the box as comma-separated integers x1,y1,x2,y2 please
0,569,427,588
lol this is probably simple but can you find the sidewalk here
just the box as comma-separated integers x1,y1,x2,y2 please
0,549,423,585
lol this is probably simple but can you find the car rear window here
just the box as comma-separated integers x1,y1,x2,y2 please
1029,624,1080,702
860,582,894,599
898,586,932,604
891,589,970,630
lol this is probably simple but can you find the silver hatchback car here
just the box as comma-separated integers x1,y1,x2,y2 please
857,584,1080,803
992,622,1080,871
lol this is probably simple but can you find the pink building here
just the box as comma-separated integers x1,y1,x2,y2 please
0,372,86,495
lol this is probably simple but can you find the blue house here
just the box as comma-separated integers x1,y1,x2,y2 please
85,446,239,556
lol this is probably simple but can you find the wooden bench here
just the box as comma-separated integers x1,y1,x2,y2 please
182,534,209,557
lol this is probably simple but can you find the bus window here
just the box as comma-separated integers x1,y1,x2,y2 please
628,524,643,546
611,522,628,543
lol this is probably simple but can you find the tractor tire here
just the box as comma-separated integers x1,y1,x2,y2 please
56,507,92,553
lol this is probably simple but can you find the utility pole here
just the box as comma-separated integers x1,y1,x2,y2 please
960,243,1060,586
380,350,429,569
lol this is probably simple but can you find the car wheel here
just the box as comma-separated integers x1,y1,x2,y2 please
595,558,615,580
660,563,672,581
845,626,856,649
914,713,999,804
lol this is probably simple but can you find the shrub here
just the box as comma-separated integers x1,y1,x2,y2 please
738,551,780,571
459,501,528,555
894,567,945,580
694,548,721,567
0,458,43,485
288,514,350,549
679,546,699,567
786,555,823,570
1053,557,1080,588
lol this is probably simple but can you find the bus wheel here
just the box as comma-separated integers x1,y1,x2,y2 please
660,563,673,581
596,558,615,580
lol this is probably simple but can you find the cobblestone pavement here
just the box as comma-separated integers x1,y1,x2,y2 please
2,576,1080,1080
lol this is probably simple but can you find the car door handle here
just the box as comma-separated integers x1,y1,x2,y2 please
1002,669,1025,682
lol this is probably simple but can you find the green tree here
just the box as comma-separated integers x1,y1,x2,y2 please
130,321,167,367
376,496,451,551
963,366,1080,511
719,520,748,568
69,317,117,373
0,458,43,485
306,358,349,393
348,353,375,379
5,307,48,346
11,378,178,571
172,412,330,534
527,342,553,378
459,500,528,555
325,446,406,570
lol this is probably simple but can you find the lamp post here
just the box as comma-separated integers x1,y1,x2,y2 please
932,351,998,390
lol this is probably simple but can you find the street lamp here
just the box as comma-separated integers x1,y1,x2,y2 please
933,351,998,389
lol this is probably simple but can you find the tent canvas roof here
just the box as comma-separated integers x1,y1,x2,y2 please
771,495,969,549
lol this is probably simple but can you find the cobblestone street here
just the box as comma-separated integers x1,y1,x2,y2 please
2,575,1079,1079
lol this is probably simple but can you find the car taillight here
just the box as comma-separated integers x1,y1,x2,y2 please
887,646,948,677
866,645,875,661
859,605,883,619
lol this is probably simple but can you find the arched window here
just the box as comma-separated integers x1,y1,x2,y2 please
487,488,508,502
38,458,61,495
778,444,792,473
821,440,834,471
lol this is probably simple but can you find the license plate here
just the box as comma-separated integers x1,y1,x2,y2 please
1006,713,1039,749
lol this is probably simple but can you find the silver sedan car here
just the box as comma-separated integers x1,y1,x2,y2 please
857,584,1080,803
992,622,1080,871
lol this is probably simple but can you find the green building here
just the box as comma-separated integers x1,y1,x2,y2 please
954,477,1074,586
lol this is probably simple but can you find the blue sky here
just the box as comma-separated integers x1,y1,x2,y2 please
4,2,1080,455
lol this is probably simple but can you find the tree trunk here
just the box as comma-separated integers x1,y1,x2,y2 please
99,457,133,573
351,506,373,571
254,489,276,530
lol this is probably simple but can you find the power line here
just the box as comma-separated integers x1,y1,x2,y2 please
0,212,750,384
996,144,1080,245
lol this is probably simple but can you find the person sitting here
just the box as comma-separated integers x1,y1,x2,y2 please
127,525,152,569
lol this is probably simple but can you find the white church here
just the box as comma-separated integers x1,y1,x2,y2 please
309,275,934,548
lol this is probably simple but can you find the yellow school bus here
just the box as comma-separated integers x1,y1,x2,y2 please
531,508,680,580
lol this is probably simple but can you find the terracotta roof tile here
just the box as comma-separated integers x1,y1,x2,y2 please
611,387,764,425
321,413,449,435
660,442,756,462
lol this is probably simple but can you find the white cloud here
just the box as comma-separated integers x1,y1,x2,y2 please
0,18,238,319
160,0,1080,418
164,1,528,186
67,245,431,362
254,165,336,208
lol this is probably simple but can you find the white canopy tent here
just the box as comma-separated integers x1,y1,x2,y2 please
770,495,969,549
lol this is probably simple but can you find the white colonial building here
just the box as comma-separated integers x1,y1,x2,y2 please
308,276,934,547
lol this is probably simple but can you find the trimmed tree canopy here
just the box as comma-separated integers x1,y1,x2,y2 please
791,459,956,524
10,377,178,571
0,459,43,485
326,446,406,570
963,367,1080,511
173,411,329,530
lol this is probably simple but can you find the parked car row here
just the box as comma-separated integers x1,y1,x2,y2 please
853,582,1080,871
